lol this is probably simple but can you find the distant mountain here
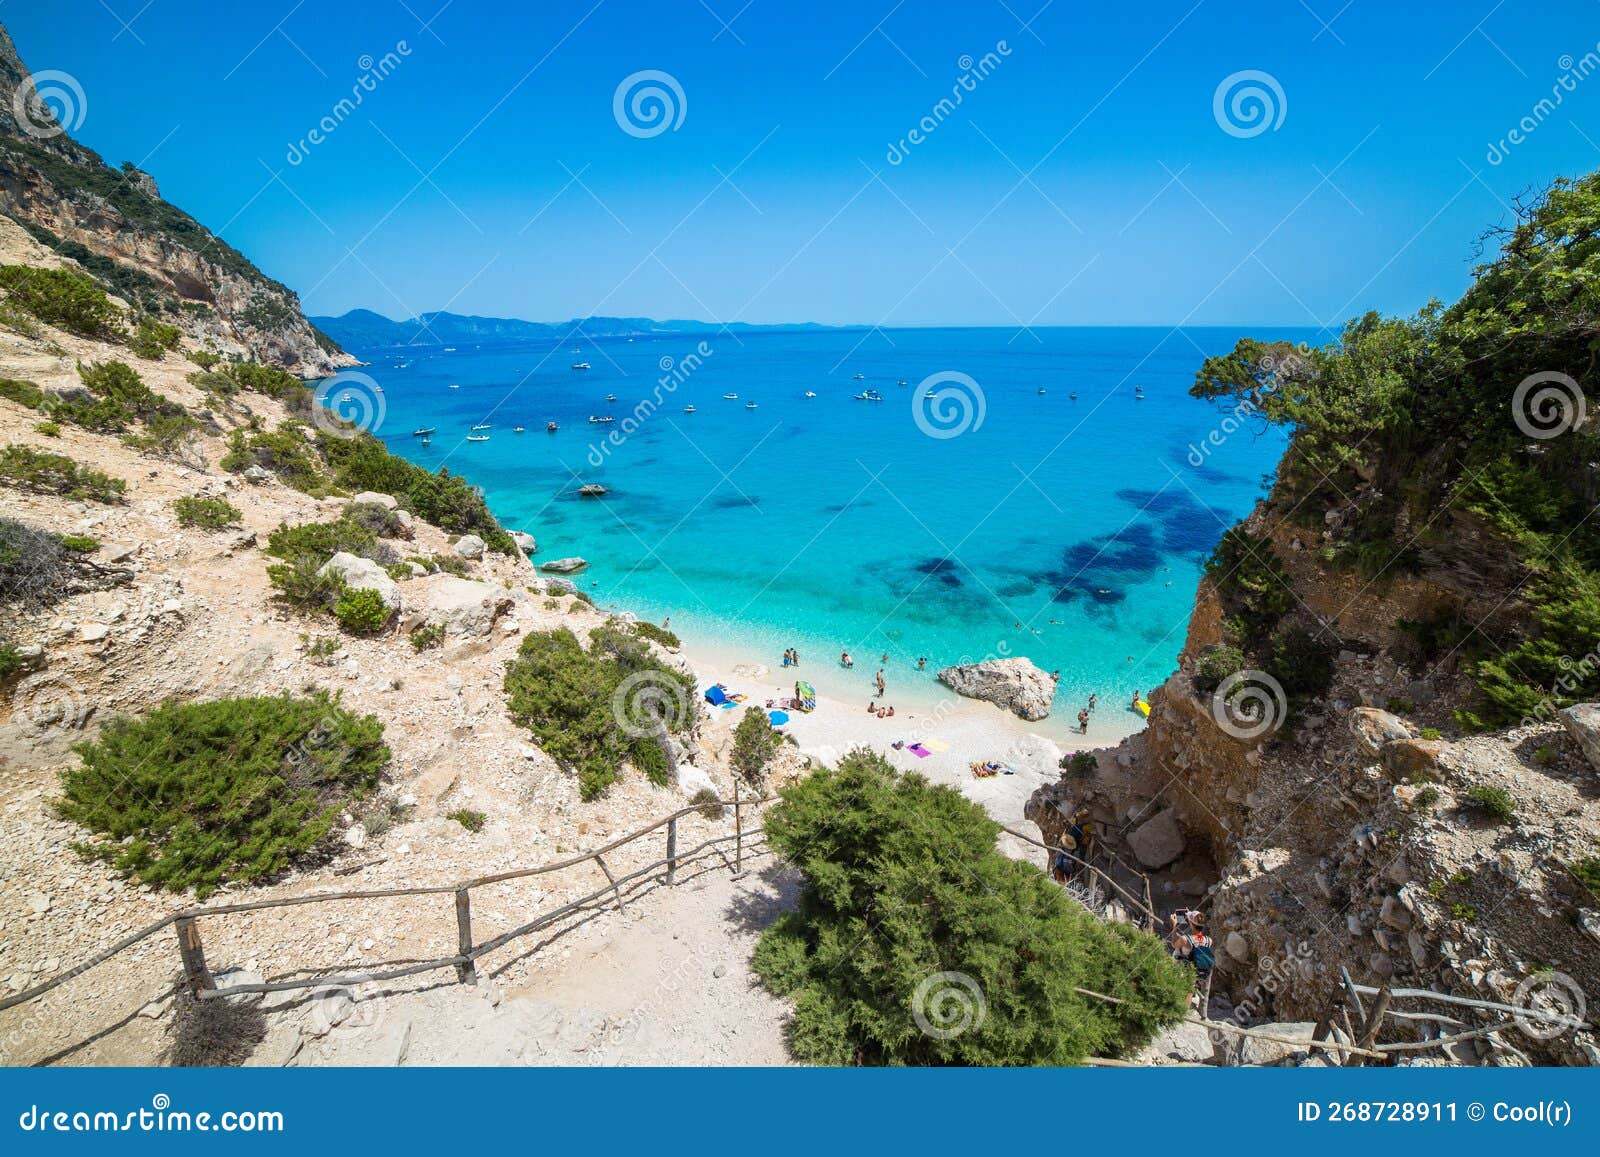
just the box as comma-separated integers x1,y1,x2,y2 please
310,309,840,350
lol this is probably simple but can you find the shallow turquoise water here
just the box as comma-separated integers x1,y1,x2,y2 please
321,326,1300,723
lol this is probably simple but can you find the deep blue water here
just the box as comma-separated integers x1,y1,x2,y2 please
320,326,1301,723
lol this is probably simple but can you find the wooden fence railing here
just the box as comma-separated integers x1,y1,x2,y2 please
0,787,773,1014
1000,824,1161,930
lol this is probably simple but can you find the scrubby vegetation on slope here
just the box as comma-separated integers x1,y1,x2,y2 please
752,750,1190,1065
58,692,388,897
1193,175,1600,727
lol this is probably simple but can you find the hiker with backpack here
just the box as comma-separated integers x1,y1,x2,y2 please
1051,809,1089,884
1170,909,1214,1004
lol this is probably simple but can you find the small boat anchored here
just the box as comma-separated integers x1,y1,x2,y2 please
588,415,615,424
449,383,461,390
852,372,865,380
571,362,591,371
466,434,489,443
854,389,884,402
514,425,526,433
471,423,492,431
722,392,739,400
546,421,560,432
605,393,617,402
745,401,758,409
804,390,817,398
412,426,436,437
683,404,697,413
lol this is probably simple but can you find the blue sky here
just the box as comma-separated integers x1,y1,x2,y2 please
12,1,1600,329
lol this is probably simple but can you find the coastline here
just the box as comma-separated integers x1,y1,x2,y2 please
674,629,1146,830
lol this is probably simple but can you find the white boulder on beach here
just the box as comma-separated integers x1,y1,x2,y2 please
936,657,1056,720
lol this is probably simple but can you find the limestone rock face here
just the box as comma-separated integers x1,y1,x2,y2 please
510,530,537,555
453,534,486,560
1559,703,1600,772
1380,737,1447,778
540,557,588,575
936,657,1056,720
350,491,398,510
406,575,513,636
317,552,401,610
1348,707,1412,756
1127,807,1186,869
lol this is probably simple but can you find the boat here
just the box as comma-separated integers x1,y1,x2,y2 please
852,372,865,380
412,427,436,437
514,426,526,433
466,434,489,443
374,386,383,392
896,379,908,386
340,392,353,402
683,404,696,413
1069,392,1078,400
449,383,460,389
804,391,816,398
745,401,758,409
419,435,431,446
471,423,491,431
571,362,591,370
546,421,559,432
1038,388,1047,395
722,392,739,400
444,346,457,352
578,484,608,497
854,389,884,402
605,393,617,402
588,415,615,424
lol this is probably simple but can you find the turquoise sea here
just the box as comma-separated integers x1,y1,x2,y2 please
320,326,1302,732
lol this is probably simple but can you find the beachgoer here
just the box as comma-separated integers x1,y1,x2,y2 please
1051,669,1060,683
841,651,853,668
1077,709,1089,734
881,652,889,664
917,656,927,670
1051,811,1086,883
886,706,895,717
793,650,800,666
663,617,670,629
875,707,886,719
1088,693,1097,712
1131,690,1143,710
875,669,886,698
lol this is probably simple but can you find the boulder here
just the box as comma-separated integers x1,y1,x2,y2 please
390,509,415,539
350,491,398,510
1558,703,1600,772
1128,808,1186,869
1225,931,1250,961
936,657,1056,720
1349,707,1412,756
316,552,401,610
242,465,272,483
1380,737,1447,779
511,530,537,555
453,534,486,560
407,574,513,636
540,557,588,575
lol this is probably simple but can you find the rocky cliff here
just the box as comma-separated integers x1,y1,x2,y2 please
0,23,352,376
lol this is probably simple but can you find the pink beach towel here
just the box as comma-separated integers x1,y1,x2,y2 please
907,743,931,758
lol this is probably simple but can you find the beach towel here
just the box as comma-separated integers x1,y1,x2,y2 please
794,681,816,713
921,738,951,753
768,710,790,726
907,743,931,758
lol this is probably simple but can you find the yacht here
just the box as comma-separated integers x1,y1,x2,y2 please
571,362,591,370
471,423,491,431
605,393,617,402
854,389,884,402
683,404,697,413
449,383,460,389
722,392,739,400
745,401,758,409
412,426,436,437
852,372,865,380
546,421,560,432
514,425,526,433
466,434,489,443
588,415,615,424
804,391,817,398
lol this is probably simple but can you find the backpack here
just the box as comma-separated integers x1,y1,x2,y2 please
1189,932,1214,972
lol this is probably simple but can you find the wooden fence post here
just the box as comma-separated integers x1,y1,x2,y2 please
174,916,214,995
666,816,679,885
733,780,743,875
454,888,476,985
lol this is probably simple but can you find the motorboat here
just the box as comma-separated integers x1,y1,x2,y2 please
854,389,884,402
852,372,865,380
745,401,758,409
683,404,696,413
605,393,617,402
466,434,489,442
722,392,739,400
571,362,591,370
514,426,526,433
896,379,908,386
412,426,436,436
804,391,816,398
546,421,559,432
588,415,615,424
1038,388,1047,395
471,423,491,431
449,383,460,389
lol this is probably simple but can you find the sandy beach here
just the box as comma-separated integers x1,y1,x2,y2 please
679,634,1147,829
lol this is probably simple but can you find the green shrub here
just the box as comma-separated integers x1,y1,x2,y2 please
732,706,782,788
120,411,200,460
59,534,98,552
632,620,681,648
1414,784,1441,809
220,426,328,494
0,445,125,503
333,586,393,635
128,317,181,359
0,265,123,338
447,808,486,833
266,518,376,565
264,517,382,614
689,787,725,819
33,421,59,437
1060,751,1098,778
408,622,446,651
172,495,241,530
0,641,24,680
1385,696,1415,716
345,500,406,538
1463,783,1516,823
58,692,389,897
1570,854,1600,899
1450,902,1478,923
751,750,1191,1065
1419,727,1442,740
0,376,45,410
187,349,221,371
503,626,695,800
1193,645,1245,694
221,362,311,413
1533,743,1558,766
1206,527,1294,648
